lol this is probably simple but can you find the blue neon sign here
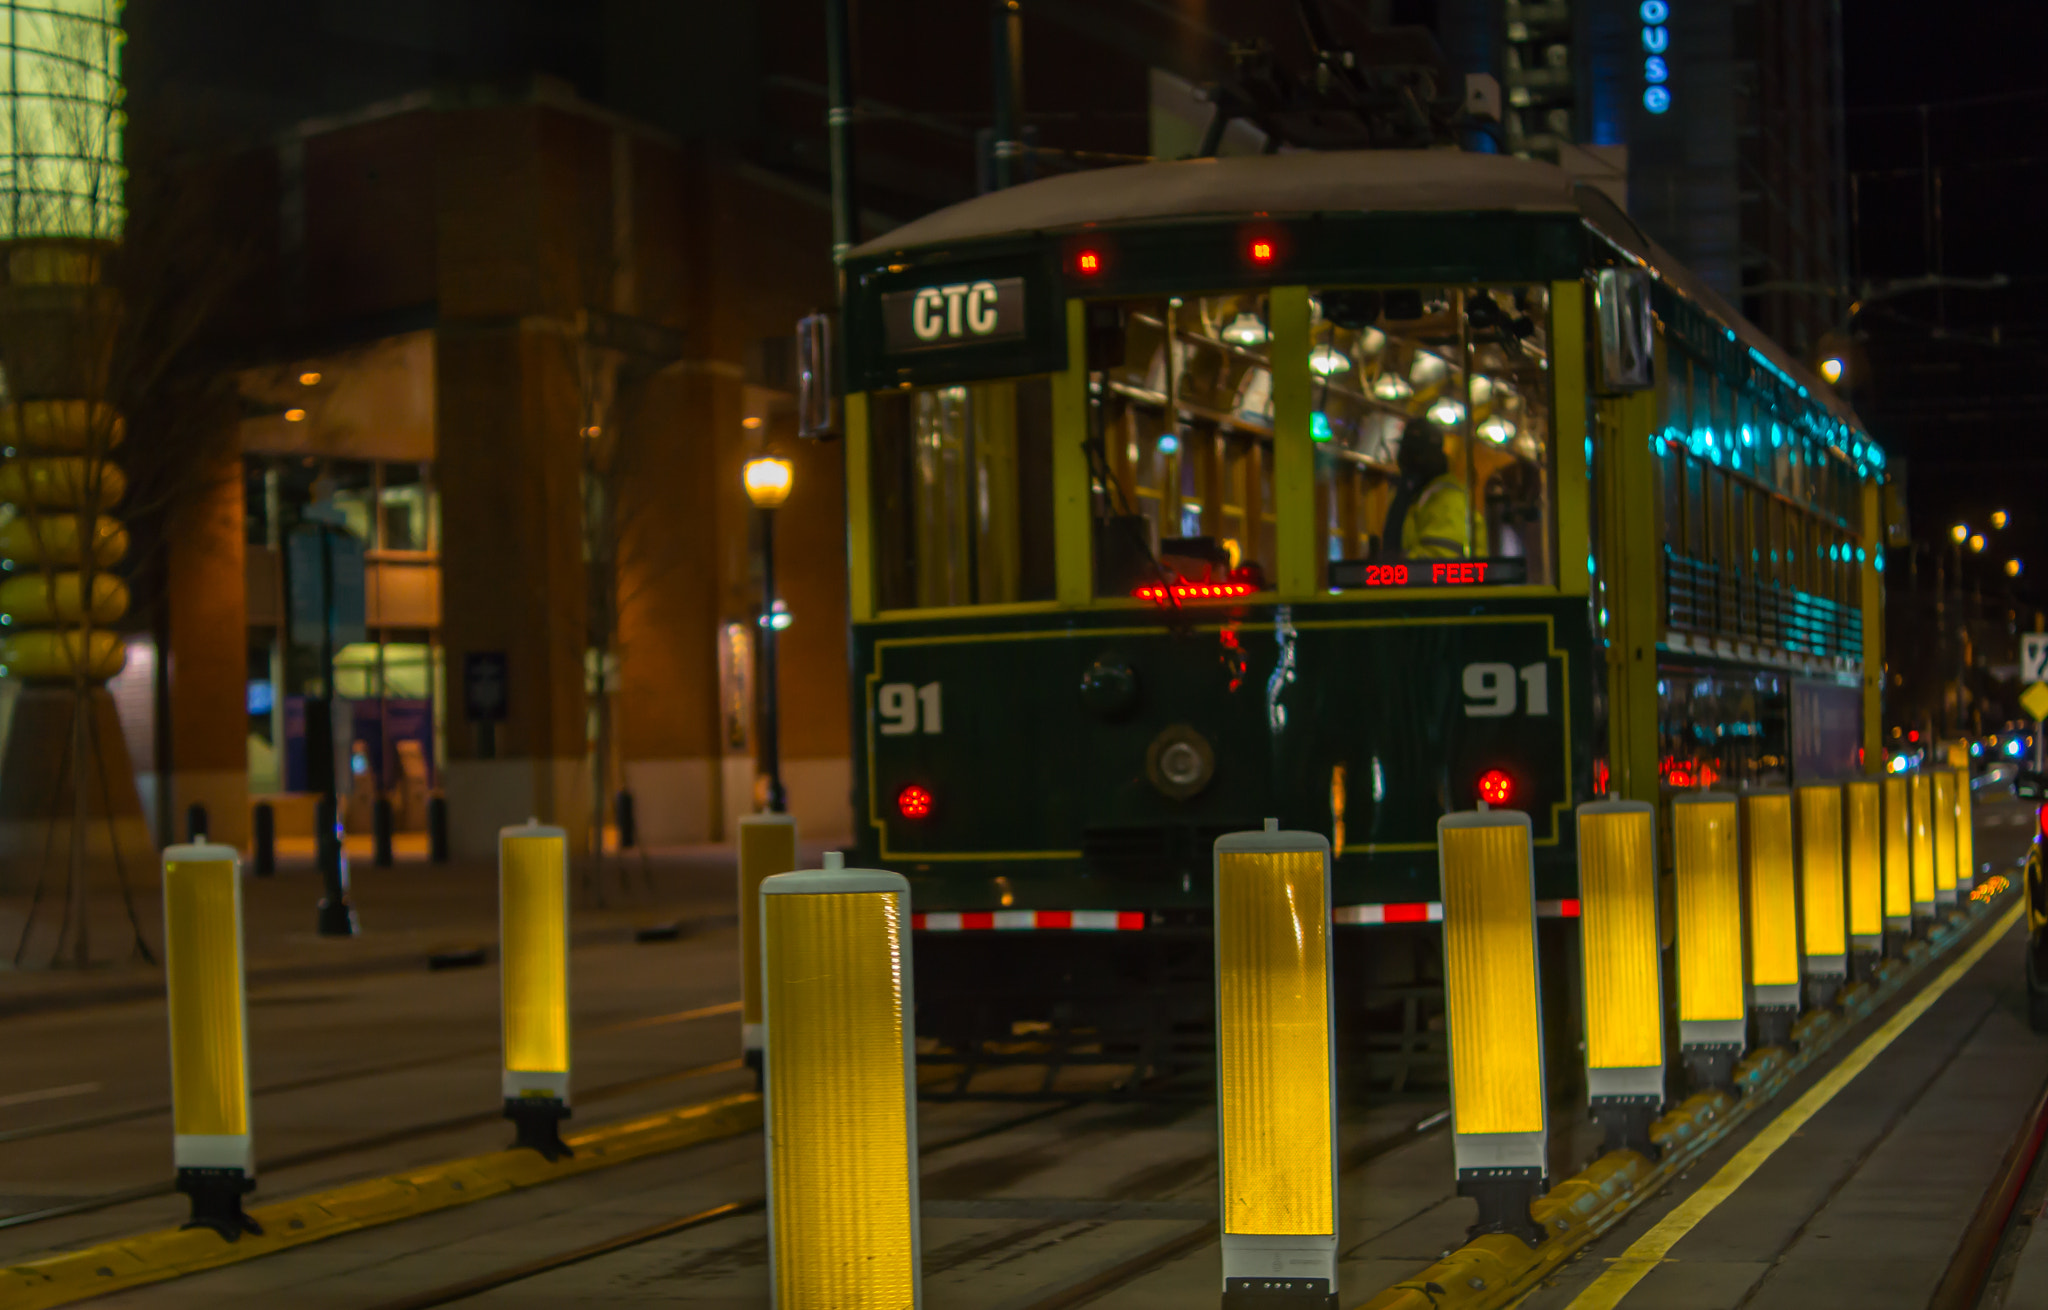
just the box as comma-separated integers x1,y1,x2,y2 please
1642,2,1671,113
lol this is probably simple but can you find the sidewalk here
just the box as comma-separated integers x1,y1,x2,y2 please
0,839,840,1019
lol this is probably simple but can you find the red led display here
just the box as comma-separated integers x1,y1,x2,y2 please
1132,581,1258,604
1075,249,1102,275
1328,558,1528,590
1477,769,1514,806
1248,237,1275,264
898,785,933,820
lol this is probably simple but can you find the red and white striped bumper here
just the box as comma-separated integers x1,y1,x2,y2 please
911,900,1581,932
912,910,1147,932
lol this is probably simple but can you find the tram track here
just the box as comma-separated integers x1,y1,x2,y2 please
350,1092,1453,1309
0,1001,744,1235
359,1100,1090,1310
0,999,739,1148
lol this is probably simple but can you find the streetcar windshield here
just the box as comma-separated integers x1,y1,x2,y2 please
1090,284,1554,597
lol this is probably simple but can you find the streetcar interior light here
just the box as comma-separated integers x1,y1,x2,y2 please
1477,769,1513,806
1221,312,1269,347
1371,373,1414,401
1308,343,1352,376
897,785,932,820
1427,397,1466,427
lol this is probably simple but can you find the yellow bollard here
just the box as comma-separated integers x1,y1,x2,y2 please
1576,801,1664,1158
1844,778,1884,969
1883,773,1914,938
1440,806,1547,1247
1796,783,1847,1006
501,820,572,1159
1744,789,1802,1047
763,853,920,1309
1910,772,1936,927
1673,792,1744,1090
1932,770,1959,910
1953,767,1977,897
164,841,260,1240
740,812,799,1087
1214,819,1340,1299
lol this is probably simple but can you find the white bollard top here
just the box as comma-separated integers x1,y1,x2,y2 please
824,850,845,870
1263,817,1278,832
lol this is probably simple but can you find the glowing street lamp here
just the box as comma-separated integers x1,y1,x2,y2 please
1951,524,1969,544
2008,559,2023,578
1992,510,2009,530
1969,534,1985,554
1819,357,1845,385
743,454,794,812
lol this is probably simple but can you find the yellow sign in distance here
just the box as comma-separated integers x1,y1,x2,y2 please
2022,680,2048,724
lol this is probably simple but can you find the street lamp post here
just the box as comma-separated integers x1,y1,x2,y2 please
743,454,794,814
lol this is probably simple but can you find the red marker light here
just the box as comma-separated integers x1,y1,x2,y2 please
1248,237,1275,265
1908,730,1919,742
898,784,933,820
1076,249,1102,275
1477,769,1513,806
2037,804,2047,841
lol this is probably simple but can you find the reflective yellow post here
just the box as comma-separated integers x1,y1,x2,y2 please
1910,772,1936,926
1673,792,1745,1089
1214,820,1338,1301
501,821,572,1159
1932,770,1959,910
1440,807,1547,1247
164,842,261,1240
1796,784,1847,1006
1883,773,1914,937
740,813,799,1086
1745,790,1802,1046
1953,767,1977,897
764,854,920,1310
1576,801,1663,1158
1844,778,1884,968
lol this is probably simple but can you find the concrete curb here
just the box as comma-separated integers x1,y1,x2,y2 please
0,1091,762,1310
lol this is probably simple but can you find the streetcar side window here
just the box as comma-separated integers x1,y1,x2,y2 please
870,378,1056,611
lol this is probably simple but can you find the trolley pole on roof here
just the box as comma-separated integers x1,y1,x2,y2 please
989,0,1024,191
825,0,857,267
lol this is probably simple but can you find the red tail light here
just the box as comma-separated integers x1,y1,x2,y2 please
898,785,933,820
2036,804,2047,841
1477,769,1513,806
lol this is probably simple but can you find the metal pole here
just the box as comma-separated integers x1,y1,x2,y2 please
759,507,786,814
824,0,858,267
317,525,355,935
990,0,1023,191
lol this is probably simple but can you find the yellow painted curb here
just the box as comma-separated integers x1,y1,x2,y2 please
1,1091,762,1310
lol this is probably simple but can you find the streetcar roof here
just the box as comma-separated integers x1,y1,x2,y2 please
851,150,1862,432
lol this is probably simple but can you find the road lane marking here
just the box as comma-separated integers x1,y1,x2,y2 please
1565,902,2024,1310
0,1083,99,1110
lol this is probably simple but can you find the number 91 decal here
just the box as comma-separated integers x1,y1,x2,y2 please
1462,662,1550,718
877,682,943,736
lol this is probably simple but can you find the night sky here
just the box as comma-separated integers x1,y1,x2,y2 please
1844,1,2048,607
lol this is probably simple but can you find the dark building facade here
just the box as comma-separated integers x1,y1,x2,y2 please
1398,0,1848,361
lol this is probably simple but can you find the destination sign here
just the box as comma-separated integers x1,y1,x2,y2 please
1328,557,1529,589
881,277,1028,353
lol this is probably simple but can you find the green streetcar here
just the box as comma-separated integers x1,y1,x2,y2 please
835,149,1885,1091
